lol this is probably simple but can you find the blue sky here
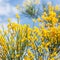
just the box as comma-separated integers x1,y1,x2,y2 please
0,0,60,29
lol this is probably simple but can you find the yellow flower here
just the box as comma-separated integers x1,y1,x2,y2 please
16,54,20,58
45,47,49,52
27,49,34,58
24,56,32,60
0,30,2,33
16,5,20,9
53,52,57,56
55,5,59,10
52,17,58,24
21,38,26,42
43,12,47,16
38,56,43,60
51,58,55,60
37,18,41,22
46,42,51,47
16,13,20,19
4,30,8,35
8,18,11,22
42,15,46,20
49,11,56,17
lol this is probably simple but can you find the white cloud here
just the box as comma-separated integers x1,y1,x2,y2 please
0,0,19,17
0,0,19,29
0,0,3,2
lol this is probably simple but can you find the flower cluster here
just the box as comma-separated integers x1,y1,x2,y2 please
0,1,60,60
